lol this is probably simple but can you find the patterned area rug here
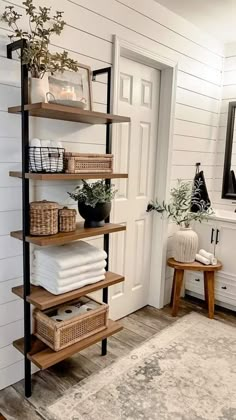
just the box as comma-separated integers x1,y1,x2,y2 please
46,313,236,420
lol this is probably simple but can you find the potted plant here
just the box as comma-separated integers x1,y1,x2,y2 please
68,180,117,228
1,0,80,103
147,180,213,263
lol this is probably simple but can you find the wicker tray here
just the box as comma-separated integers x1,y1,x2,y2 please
64,152,113,174
33,296,109,351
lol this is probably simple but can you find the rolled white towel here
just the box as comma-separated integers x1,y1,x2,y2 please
195,254,211,265
199,249,218,265
30,138,41,147
29,138,42,171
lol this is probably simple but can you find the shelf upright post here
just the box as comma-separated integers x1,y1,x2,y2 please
92,67,112,356
7,40,31,397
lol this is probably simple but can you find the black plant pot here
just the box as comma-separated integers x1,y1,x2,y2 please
78,202,112,228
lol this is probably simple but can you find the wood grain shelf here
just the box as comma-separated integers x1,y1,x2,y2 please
13,320,122,369
10,222,126,246
12,272,124,310
9,171,128,180
8,103,130,125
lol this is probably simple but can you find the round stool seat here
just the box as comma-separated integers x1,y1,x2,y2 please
167,257,222,272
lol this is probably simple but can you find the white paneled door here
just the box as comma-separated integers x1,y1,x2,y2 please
110,57,160,319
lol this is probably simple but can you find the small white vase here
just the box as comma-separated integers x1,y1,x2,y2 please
173,227,198,263
29,75,49,103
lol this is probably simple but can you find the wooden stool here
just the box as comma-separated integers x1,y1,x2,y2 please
167,258,222,319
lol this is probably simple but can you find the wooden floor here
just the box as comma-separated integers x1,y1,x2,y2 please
0,296,235,420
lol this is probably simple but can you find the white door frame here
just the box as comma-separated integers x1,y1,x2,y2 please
112,36,178,309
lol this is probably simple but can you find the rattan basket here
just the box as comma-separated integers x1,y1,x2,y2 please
64,152,113,174
59,207,77,233
33,297,109,351
30,200,59,236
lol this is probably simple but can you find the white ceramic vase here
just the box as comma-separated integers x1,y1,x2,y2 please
173,227,198,263
29,75,49,103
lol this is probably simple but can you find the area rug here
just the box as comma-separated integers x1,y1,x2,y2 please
46,313,236,420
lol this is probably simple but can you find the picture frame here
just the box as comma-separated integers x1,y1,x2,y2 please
47,64,93,111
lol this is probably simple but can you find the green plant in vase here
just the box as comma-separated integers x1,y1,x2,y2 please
1,0,80,103
68,180,117,228
147,180,213,263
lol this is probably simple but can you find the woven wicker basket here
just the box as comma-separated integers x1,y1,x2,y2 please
33,297,109,351
59,207,77,233
30,200,59,236
64,152,113,174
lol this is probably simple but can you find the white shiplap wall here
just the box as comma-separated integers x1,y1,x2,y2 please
213,43,236,210
0,0,223,389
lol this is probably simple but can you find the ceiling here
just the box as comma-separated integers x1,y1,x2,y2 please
155,0,236,44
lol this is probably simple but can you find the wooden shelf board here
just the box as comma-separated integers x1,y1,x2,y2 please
8,103,130,125
10,222,126,246
9,171,128,180
12,272,124,310
13,320,122,369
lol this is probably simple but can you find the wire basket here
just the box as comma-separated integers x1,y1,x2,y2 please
29,146,65,173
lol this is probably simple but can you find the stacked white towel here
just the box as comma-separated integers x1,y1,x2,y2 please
31,241,107,295
195,249,218,266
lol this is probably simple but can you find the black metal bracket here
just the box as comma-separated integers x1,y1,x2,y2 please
92,67,112,356
7,40,31,398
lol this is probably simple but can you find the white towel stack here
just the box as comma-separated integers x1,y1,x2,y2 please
195,249,218,266
31,241,107,295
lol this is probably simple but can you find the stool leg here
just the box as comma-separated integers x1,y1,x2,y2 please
204,272,209,310
204,271,215,319
172,269,184,317
170,269,176,306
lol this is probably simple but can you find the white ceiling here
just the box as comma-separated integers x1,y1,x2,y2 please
155,0,236,44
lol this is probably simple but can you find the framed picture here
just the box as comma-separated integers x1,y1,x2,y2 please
47,65,93,111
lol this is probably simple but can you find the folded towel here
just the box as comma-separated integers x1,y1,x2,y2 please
34,241,107,270
196,254,211,265
32,274,105,295
31,268,106,286
33,259,106,279
199,249,217,265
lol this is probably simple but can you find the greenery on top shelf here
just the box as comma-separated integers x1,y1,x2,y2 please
147,179,213,228
0,0,80,78
68,180,117,208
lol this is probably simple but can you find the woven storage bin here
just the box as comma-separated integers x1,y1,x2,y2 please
59,207,77,233
64,152,113,174
33,297,109,351
30,200,59,236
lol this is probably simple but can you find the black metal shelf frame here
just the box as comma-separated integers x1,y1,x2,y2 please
7,41,112,397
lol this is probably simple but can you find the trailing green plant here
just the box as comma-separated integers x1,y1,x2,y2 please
147,180,213,227
0,0,79,78
68,180,117,208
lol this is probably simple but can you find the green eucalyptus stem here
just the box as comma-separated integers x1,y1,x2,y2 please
147,180,214,228
0,0,80,78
